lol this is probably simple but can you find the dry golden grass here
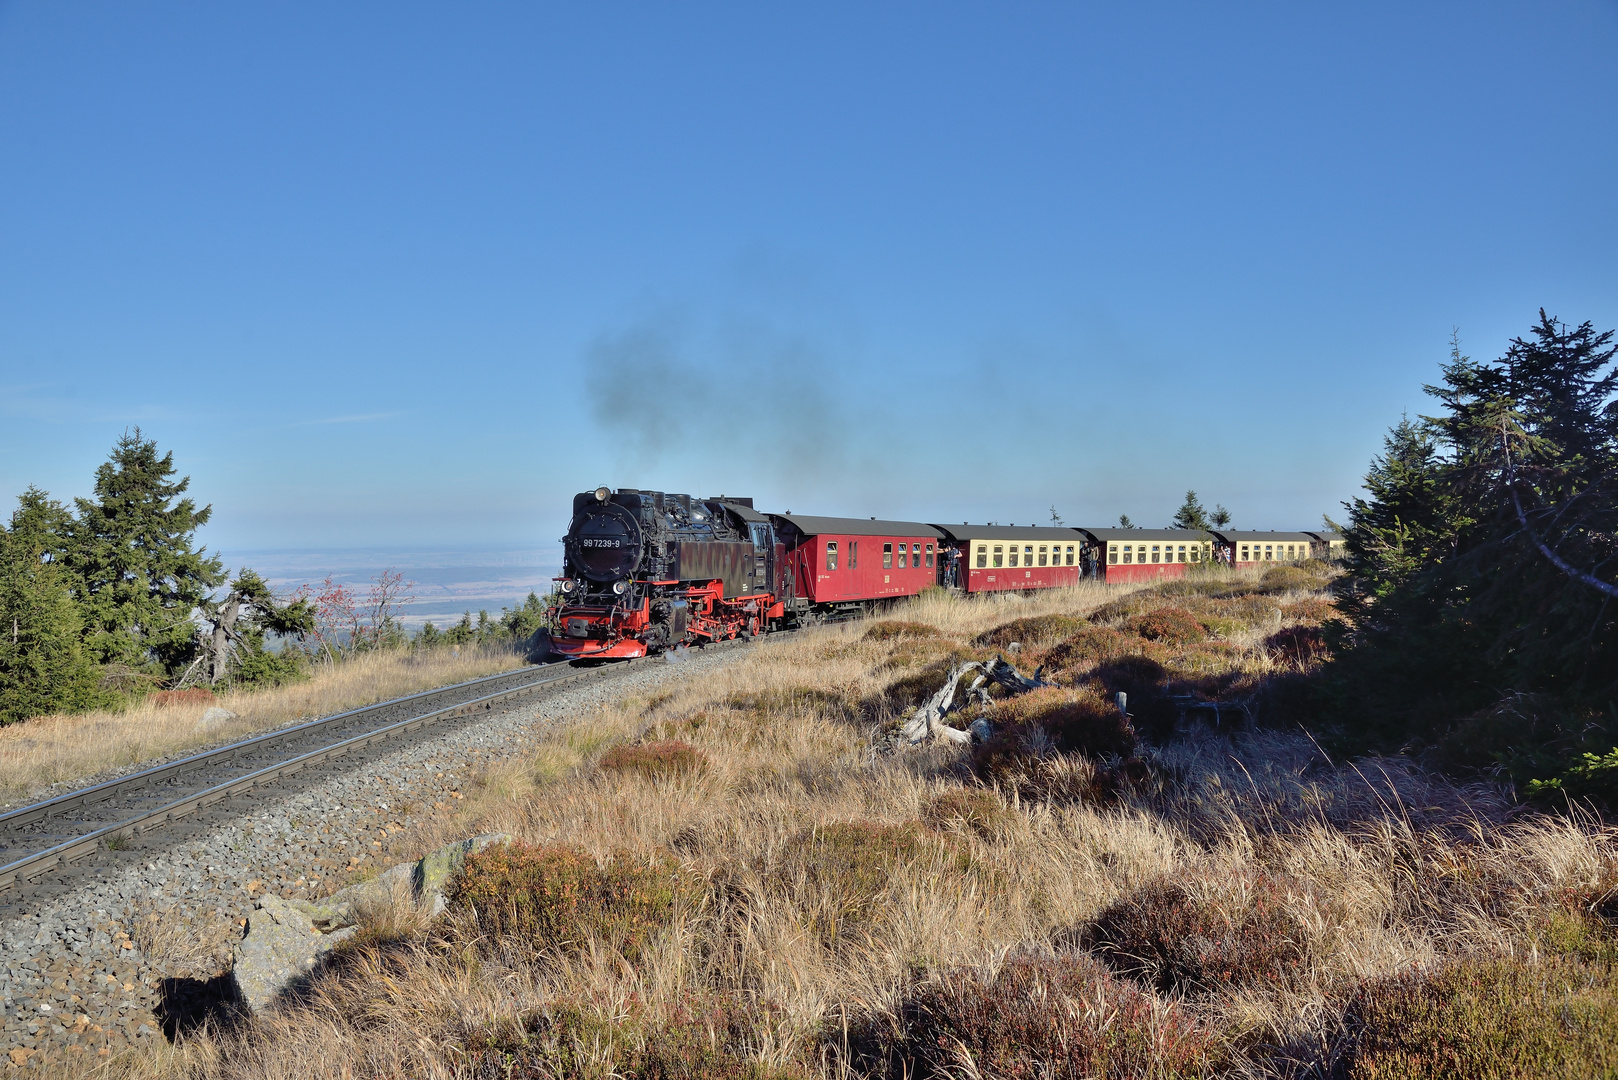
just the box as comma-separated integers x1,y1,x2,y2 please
0,645,526,805
83,572,1618,1079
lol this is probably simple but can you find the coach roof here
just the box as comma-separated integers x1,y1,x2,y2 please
933,524,1085,543
770,514,945,539
1211,530,1318,544
1077,528,1208,542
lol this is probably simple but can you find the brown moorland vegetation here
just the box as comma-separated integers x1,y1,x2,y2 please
91,568,1618,1080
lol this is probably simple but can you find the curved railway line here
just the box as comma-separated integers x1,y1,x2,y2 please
0,655,649,896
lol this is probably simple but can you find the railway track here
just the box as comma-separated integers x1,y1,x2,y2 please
0,657,630,895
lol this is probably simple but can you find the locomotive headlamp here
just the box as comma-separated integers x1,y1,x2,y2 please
612,579,630,595
559,579,575,593
594,486,611,502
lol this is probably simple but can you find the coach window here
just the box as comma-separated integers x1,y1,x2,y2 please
976,544,987,568
1148,545,1158,563
912,543,921,567
926,544,935,568
884,543,894,569
1190,546,1201,563
1178,545,1187,562
850,541,858,569
1038,545,1048,566
993,545,1004,567
897,545,907,568
1240,545,1249,561
1008,546,1018,567
1264,545,1273,560
1108,544,1117,564
1024,545,1034,565
1122,545,1133,564
826,542,838,571
1065,545,1075,565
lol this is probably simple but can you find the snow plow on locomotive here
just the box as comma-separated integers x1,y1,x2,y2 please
549,487,785,659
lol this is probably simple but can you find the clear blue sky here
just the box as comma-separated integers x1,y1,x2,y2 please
3,2,1615,555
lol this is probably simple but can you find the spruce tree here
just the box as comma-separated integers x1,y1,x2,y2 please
67,430,224,678
0,491,106,723
1171,491,1210,531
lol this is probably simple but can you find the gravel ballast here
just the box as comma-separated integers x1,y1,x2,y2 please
0,646,743,1069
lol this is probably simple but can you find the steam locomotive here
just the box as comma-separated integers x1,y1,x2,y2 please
548,485,1343,660
550,487,784,659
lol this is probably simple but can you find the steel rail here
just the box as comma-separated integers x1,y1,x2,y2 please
0,659,609,892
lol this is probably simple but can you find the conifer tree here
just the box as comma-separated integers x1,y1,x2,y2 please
0,491,106,723
1171,491,1210,532
66,430,224,677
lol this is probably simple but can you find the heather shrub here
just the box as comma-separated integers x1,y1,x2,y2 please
600,739,707,780
1083,870,1315,994
1265,625,1327,667
150,688,216,707
461,992,801,1080
974,614,1084,649
1042,626,1139,672
455,842,684,961
1339,954,1618,1079
986,685,1138,759
1279,597,1336,625
1258,565,1320,591
925,788,1018,839
864,620,940,643
783,822,967,943
868,949,1220,1079
1125,608,1207,645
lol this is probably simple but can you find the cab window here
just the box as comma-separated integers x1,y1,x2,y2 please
883,543,894,569
826,542,838,571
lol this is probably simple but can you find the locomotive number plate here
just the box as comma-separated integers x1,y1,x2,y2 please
582,539,621,548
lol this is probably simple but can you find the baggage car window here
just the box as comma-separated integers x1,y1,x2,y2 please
850,541,858,569
826,542,838,571
884,543,893,569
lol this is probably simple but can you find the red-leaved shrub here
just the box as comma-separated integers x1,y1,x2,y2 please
600,739,707,780
150,688,215,708
869,950,1221,1079
1125,608,1207,644
1083,869,1316,993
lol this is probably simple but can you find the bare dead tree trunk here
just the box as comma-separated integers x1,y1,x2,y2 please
900,656,1051,746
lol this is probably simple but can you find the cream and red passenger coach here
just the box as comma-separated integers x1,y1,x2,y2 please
932,525,1084,593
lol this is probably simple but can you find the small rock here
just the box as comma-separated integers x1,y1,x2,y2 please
197,707,238,730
